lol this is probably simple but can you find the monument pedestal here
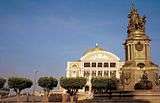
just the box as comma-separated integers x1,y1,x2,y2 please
122,66,159,91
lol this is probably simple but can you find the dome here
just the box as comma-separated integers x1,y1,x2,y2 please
83,45,105,56
81,44,120,61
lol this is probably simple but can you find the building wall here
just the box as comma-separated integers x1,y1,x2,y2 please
66,50,124,93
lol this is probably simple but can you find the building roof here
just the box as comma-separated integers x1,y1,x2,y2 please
83,43,105,56
81,43,120,61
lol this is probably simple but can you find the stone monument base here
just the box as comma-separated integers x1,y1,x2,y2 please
78,90,160,103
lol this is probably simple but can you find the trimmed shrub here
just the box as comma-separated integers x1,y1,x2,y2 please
91,78,118,94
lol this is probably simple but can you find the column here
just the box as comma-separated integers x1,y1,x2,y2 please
109,70,110,78
116,70,120,78
125,45,128,61
127,44,130,61
148,44,151,60
129,44,132,60
82,69,84,77
102,70,104,77
89,70,92,94
145,43,147,60
132,43,134,60
96,70,98,77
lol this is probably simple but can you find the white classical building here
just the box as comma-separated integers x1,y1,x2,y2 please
66,44,124,93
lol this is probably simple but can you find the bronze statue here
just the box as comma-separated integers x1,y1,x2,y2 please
127,7,146,33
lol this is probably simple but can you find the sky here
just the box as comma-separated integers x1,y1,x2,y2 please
0,0,160,78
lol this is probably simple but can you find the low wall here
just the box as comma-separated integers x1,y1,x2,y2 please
133,91,160,103
79,91,160,103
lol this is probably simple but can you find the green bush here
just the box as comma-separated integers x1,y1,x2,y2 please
8,77,33,93
38,77,58,92
38,76,58,102
60,77,87,96
0,77,6,89
91,78,118,94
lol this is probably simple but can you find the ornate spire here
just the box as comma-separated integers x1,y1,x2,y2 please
127,0,146,35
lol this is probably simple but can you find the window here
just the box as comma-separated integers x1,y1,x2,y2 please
110,71,116,78
110,63,116,67
84,63,90,67
92,62,96,67
98,63,102,67
84,71,90,77
104,71,109,77
92,71,96,77
98,71,102,77
104,63,109,67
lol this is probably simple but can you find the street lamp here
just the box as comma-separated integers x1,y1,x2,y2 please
33,70,39,96
32,69,39,103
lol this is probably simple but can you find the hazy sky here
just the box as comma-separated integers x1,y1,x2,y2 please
0,0,160,77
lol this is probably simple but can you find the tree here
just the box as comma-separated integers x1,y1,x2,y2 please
91,77,118,94
8,77,33,102
38,77,58,103
60,77,87,103
0,77,6,89
0,77,6,101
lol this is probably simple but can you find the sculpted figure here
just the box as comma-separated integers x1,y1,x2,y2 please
128,8,146,32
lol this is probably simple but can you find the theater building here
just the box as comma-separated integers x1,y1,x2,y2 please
66,44,124,93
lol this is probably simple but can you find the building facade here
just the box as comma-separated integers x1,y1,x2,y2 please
66,44,124,93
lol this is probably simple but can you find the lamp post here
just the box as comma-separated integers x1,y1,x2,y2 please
32,69,39,103
33,70,39,96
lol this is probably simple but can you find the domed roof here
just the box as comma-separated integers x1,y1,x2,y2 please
83,43,105,56
81,43,120,61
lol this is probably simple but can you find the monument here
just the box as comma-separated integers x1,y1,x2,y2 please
122,3,160,91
